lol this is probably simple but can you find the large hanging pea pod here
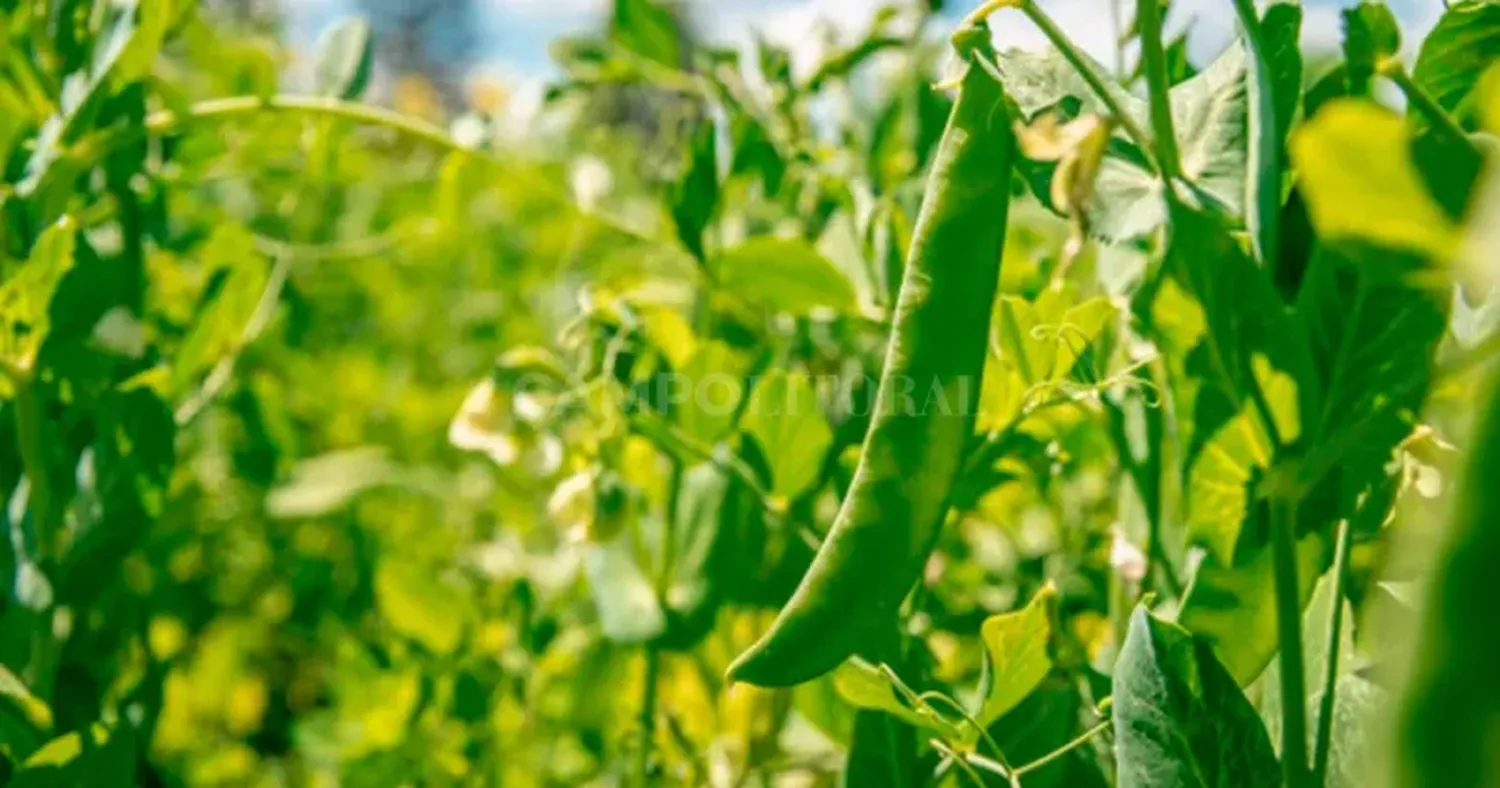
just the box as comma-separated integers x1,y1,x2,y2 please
727,25,1016,688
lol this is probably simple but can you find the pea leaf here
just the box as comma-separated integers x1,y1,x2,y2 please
1342,2,1402,96
0,217,77,382
977,582,1054,726
611,0,681,68
1177,529,1331,685
375,559,467,655
1113,606,1280,787
674,341,749,445
313,17,375,100
714,237,859,316
832,658,951,734
1292,101,1461,260
742,370,833,500
171,225,271,396
669,120,719,263
1414,1,1500,120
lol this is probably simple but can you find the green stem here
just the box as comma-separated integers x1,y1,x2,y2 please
1383,65,1477,153
637,645,661,786
1136,0,1181,179
1312,518,1352,785
1012,719,1112,777
1271,496,1310,788
1228,0,1283,271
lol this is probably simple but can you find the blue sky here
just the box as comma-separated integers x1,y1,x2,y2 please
284,0,1444,97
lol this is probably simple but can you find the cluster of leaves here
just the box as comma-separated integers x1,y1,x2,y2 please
0,0,1497,786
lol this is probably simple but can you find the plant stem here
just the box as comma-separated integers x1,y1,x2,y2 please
1136,0,1181,180
1228,0,1283,271
1014,719,1112,777
1019,1,1157,166
1383,65,1477,153
637,645,661,786
1270,495,1310,788
1312,518,1353,785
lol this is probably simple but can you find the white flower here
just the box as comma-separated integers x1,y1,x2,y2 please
448,379,519,466
547,469,597,537
1110,529,1148,585
569,155,612,211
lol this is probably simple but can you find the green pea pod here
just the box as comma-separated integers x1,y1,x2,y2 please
727,28,1015,687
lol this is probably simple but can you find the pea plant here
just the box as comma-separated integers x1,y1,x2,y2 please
0,0,1497,785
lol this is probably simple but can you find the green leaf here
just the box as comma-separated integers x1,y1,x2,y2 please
714,237,859,316
109,0,173,86
1177,529,1331,685
170,225,271,396
9,724,132,788
375,558,467,655
1342,2,1402,95
669,120,719,263
1292,101,1461,259
0,216,77,379
0,665,51,763
313,17,375,100
998,43,1250,242
611,0,682,68
742,370,833,500
674,341,748,445
977,582,1054,725
1113,607,1281,787
1414,1,1500,120
831,658,950,734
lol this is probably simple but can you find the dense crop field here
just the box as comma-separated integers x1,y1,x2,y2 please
1,0,1498,785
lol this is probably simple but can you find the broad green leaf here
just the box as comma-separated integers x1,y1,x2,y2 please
742,370,833,501
1178,530,1331,685
1414,1,1500,117
714,237,859,316
0,217,77,380
313,17,375,100
375,558,467,655
584,527,666,644
0,665,51,762
996,43,1249,242
171,225,271,395
109,0,173,86
1342,2,1402,95
977,582,1054,725
674,341,748,445
1113,607,1281,787
1397,364,1500,787
265,447,392,518
1185,358,1299,563
831,658,950,734
611,0,682,68
1295,249,1447,514
1292,102,1460,271
669,120,718,262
